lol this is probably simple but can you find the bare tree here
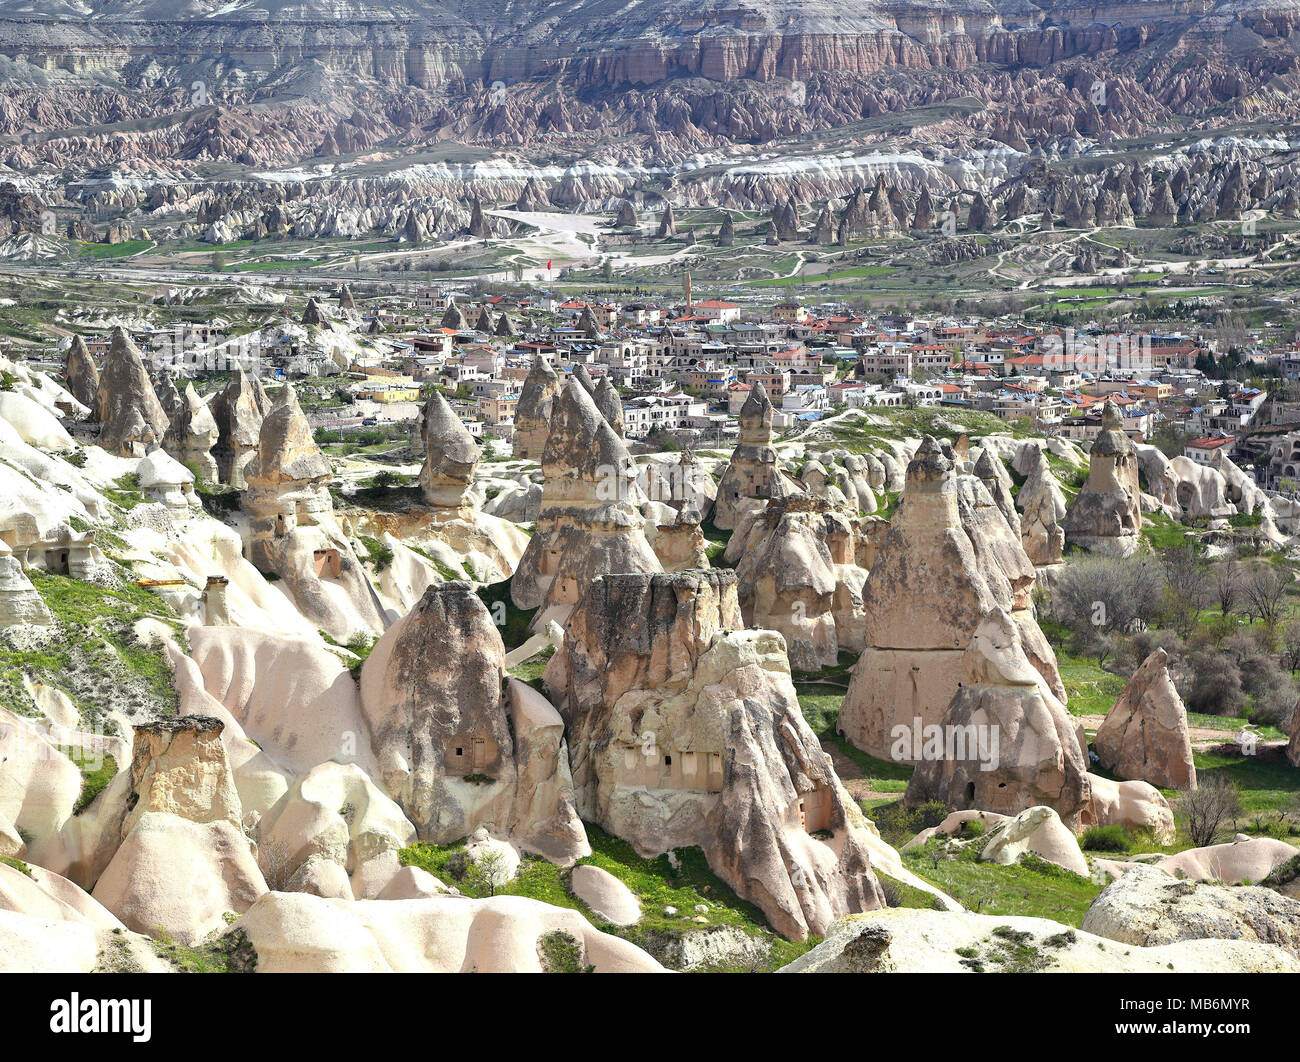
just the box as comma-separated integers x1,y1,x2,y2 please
1241,563,1292,626
1176,777,1242,848
1052,555,1165,665
1281,619,1300,675
1213,557,1241,618
1161,545,1210,637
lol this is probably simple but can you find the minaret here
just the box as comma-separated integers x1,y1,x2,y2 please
684,270,693,314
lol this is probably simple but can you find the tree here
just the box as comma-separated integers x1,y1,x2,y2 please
1052,555,1165,665
1213,557,1241,618
462,846,511,897
1160,545,1209,637
1281,619,1300,675
1240,563,1292,626
1176,776,1241,848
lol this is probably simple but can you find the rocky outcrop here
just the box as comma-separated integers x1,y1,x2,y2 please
96,327,170,457
1095,649,1197,791
63,336,98,415
0,554,53,627
162,382,219,483
513,354,561,461
713,382,797,530
243,383,385,642
232,891,663,972
1083,864,1300,960
510,377,660,625
1080,774,1175,846
779,908,1300,974
1016,446,1067,566
904,609,1090,827
733,493,869,670
839,437,1043,762
211,369,268,489
359,581,588,863
543,569,889,941
417,390,479,514
593,376,624,438
1062,400,1142,556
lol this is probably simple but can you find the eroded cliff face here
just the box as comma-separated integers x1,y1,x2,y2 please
2,1,1300,176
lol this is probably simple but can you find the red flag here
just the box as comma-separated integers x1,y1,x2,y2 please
546,260,552,271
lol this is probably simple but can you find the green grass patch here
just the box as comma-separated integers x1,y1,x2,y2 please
70,751,117,815
903,841,1103,926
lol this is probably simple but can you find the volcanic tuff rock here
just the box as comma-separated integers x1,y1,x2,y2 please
1062,400,1142,556
211,368,268,489
839,436,1042,762
63,336,98,415
1016,445,1067,566
734,493,870,670
0,555,52,627
1095,649,1197,791
161,382,219,483
417,390,479,513
513,354,562,462
593,376,625,438
359,581,588,862
1080,774,1176,847
904,608,1090,827
713,381,798,530
96,327,170,458
243,383,385,641
779,908,1300,974
510,377,660,625
1083,864,1300,960
543,569,888,941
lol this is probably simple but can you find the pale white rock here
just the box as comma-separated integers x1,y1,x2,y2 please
232,891,666,972
778,908,1300,973
571,864,641,925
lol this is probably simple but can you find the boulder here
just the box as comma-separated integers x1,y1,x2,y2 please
979,806,1089,876
255,762,418,900
571,864,641,925
1080,774,1175,846
91,812,267,945
1154,837,1299,885
1082,863,1300,960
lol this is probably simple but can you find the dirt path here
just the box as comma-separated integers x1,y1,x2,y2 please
1077,713,1253,748
821,736,898,804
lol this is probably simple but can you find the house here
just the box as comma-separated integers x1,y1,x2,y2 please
1184,436,1235,465
693,300,741,324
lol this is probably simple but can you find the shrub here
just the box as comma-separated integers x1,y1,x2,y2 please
1181,650,1244,716
1080,825,1132,853
1176,776,1242,848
